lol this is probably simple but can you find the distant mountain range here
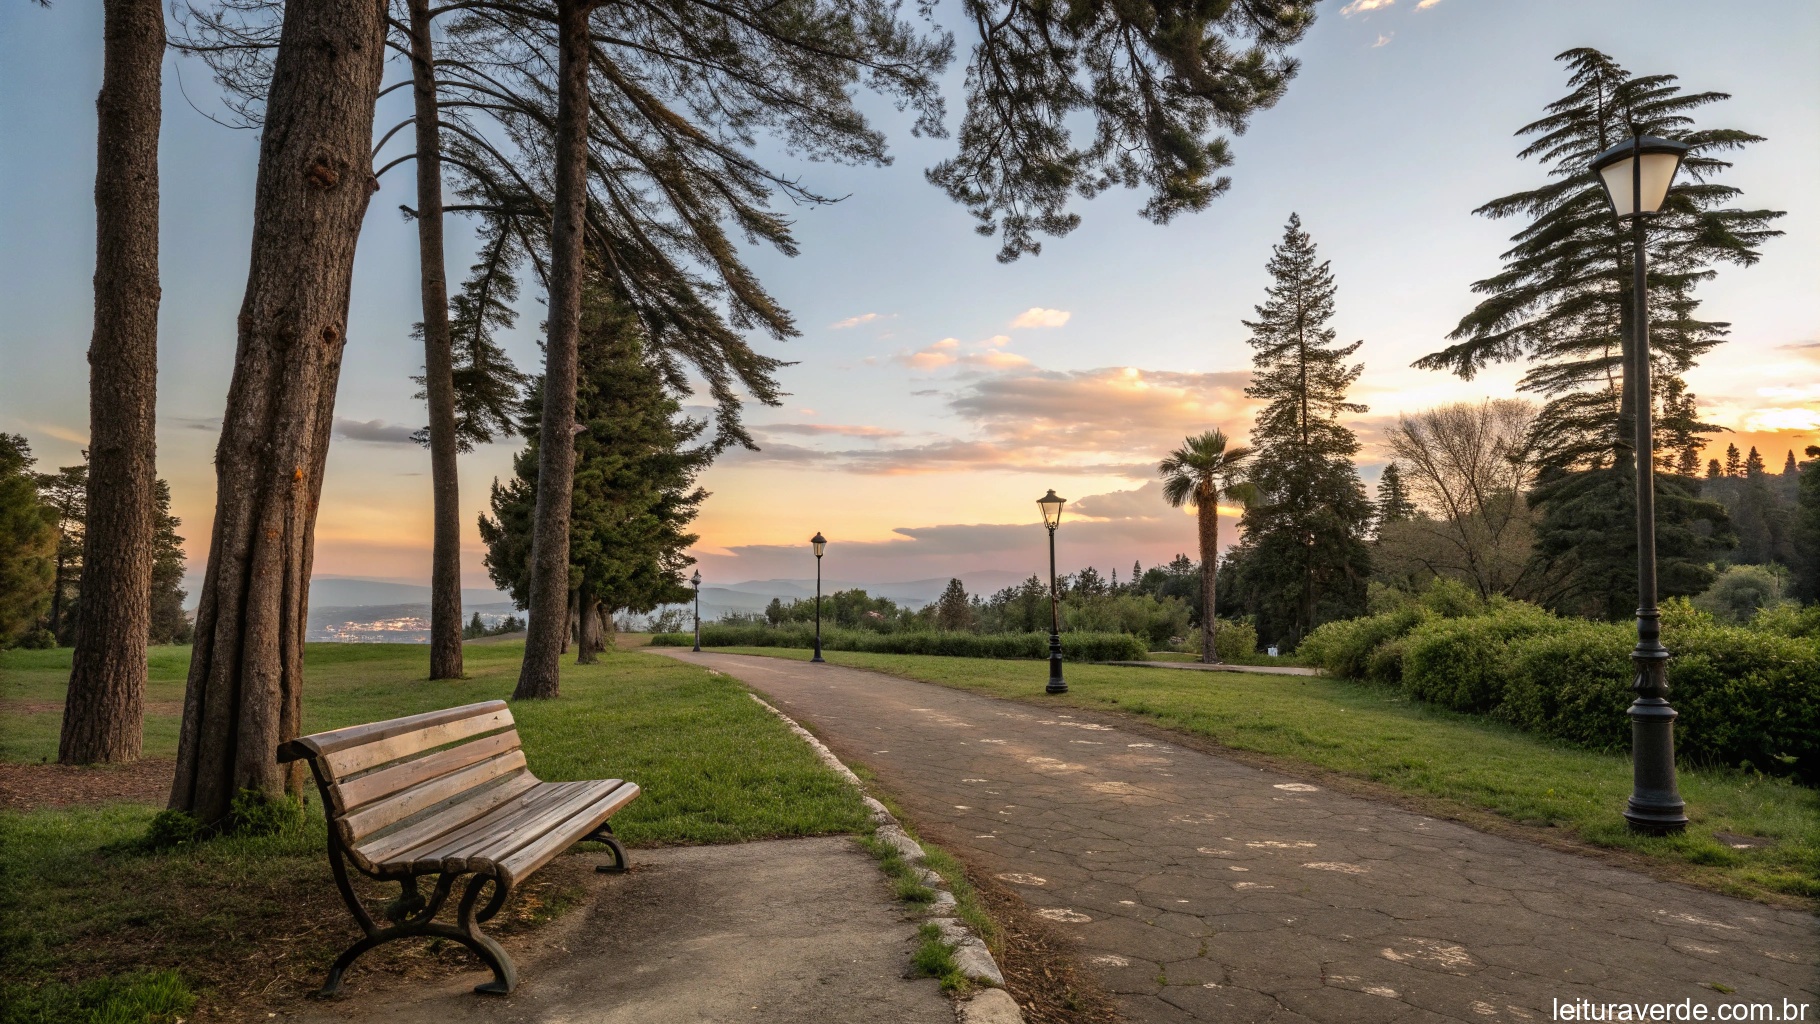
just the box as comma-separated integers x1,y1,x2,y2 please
294,571,1032,642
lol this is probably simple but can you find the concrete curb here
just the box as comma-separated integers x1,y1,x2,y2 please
746,693,1023,1023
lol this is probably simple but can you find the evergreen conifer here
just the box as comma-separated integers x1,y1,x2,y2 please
1222,215,1372,647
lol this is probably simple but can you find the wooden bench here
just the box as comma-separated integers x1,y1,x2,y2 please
278,699,640,996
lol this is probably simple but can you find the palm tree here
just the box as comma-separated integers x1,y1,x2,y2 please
1160,430,1254,663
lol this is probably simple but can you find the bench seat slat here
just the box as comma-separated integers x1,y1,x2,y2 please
283,700,511,763
351,771,541,871
495,781,640,887
329,730,522,814
340,748,528,841
323,708,515,780
392,779,621,872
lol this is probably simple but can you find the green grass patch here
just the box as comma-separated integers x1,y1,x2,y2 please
911,923,967,992
0,643,868,1009
0,969,195,1024
717,646,1820,904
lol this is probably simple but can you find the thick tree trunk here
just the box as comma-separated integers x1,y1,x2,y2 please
514,0,594,700
1198,495,1218,665
169,0,385,824
408,0,463,682
577,592,601,664
60,0,163,766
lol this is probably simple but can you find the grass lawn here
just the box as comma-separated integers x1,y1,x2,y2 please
0,641,868,1017
713,646,1820,905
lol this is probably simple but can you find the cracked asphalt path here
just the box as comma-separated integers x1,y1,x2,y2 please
653,650,1818,1024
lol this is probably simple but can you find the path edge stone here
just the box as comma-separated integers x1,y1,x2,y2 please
746,693,1023,1023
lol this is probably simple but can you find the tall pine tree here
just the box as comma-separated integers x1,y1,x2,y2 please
1417,49,1769,619
1374,462,1416,526
1222,215,1372,647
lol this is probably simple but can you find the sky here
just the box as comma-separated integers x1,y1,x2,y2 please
1,0,1816,597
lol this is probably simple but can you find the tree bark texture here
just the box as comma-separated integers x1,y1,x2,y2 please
577,593,602,664
514,0,594,700
60,0,164,766
409,0,463,681
1198,491,1218,665
169,0,385,823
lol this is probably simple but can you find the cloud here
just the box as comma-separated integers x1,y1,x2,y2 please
730,364,1256,479
166,415,222,432
830,313,883,329
1776,340,1820,351
1371,31,1394,47
1010,308,1072,329
758,423,906,439
1340,0,1393,13
334,418,421,445
895,337,962,370
1415,0,1443,7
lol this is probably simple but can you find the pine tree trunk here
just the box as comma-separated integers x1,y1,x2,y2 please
577,593,601,664
169,0,385,824
409,0,463,682
60,0,163,766
514,0,593,701
1199,496,1218,665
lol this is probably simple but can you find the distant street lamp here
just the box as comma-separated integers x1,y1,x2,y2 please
810,532,828,663
1038,490,1067,694
690,569,702,653
1590,130,1692,835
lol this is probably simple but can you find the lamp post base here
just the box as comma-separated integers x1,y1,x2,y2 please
1624,693,1686,835
811,638,825,664
1045,631,1066,694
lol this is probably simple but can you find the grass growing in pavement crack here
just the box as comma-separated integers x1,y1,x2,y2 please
912,923,968,992
850,765,1001,954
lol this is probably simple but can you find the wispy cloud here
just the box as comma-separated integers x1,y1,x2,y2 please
758,423,906,439
1010,307,1072,329
334,418,421,445
1372,31,1394,47
830,312,884,330
1414,0,1443,8
1340,0,1394,14
896,337,962,369
731,364,1256,479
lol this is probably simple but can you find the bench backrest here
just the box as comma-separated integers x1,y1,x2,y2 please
277,700,530,845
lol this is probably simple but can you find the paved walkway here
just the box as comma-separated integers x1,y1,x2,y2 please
655,650,1818,1024
295,837,951,1023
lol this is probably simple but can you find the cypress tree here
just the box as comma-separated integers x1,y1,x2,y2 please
1792,447,1820,602
1223,215,1372,647
480,280,711,662
0,436,58,647
1374,462,1417,525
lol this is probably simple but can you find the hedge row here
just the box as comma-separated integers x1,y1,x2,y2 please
650,624,1148,662
1300,591,1820,781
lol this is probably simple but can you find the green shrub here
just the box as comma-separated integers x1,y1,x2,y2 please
1307,592,1820,781
13,628,56,651
1212,620,1259,662
1400,604,1562,713
1692,564,1786,623
651,626,1146,662
1750,601,1820,639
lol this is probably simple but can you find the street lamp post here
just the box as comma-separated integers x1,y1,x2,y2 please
810,532,827,663
690,569,702,653
1037,490,1067,694
1590,131,1692,835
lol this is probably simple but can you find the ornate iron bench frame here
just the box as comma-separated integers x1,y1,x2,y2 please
278,700,639,997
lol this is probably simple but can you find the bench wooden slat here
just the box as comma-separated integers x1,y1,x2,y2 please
350,771,542,871
322,707,516,780
280,700,510,763
329,730,522,814
496,782,641,886
396,779,618,872
341,748,528,841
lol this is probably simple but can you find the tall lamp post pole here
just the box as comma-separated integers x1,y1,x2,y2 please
1038,490,1067,694
690,569,702,653
1591,131,1691,835
810,532,827,663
